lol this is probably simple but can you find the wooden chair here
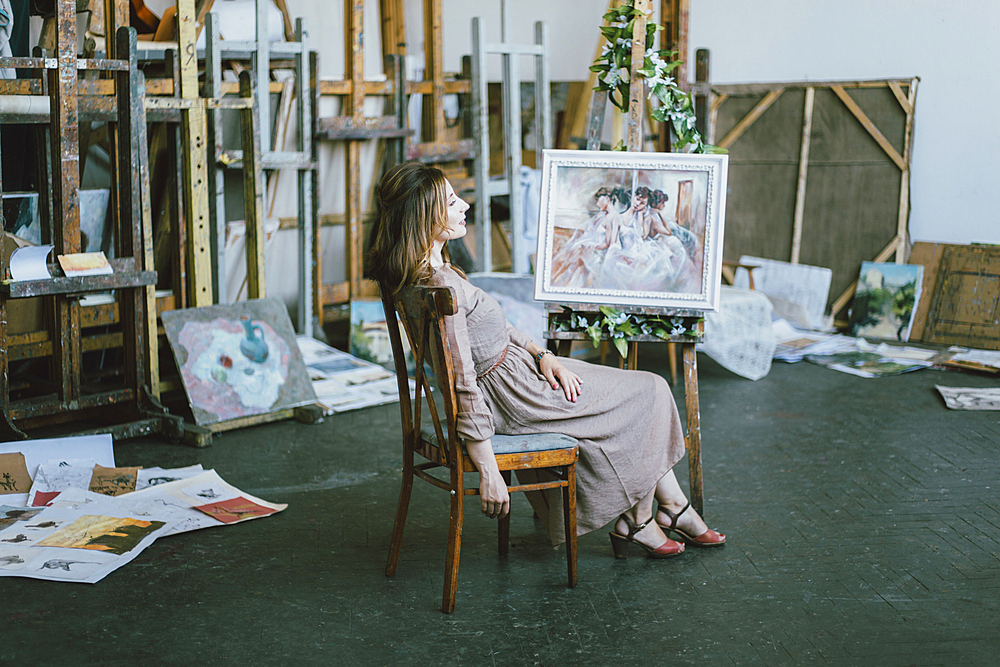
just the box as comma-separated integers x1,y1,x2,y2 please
381,283,580,613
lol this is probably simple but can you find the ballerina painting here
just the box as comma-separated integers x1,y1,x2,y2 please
535,149,728,311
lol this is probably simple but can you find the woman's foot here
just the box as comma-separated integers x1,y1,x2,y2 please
609,514,685,559
656,502,726,548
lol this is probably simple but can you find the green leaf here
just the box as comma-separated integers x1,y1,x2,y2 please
613,336,628,358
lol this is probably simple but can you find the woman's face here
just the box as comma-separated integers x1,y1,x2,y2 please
596,194,610,210
436,180,470,243
634,193,648,211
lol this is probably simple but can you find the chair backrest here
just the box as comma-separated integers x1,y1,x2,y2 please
381,282,463,467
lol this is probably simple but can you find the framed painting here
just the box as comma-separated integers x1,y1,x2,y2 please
534,149,729,311
160,297,317,426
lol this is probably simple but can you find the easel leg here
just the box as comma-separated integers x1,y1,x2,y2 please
682,343,704,516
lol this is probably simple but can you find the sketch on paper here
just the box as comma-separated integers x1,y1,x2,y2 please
161,297,317,426
0,506,43,531
535,149,728,310
89,466,140,496
193,497,280,524
849,262,923,341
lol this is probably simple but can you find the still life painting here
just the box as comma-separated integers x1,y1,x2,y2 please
161,297,317,426
534,149,728,311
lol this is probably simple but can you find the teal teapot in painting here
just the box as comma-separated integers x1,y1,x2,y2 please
239,315,269,363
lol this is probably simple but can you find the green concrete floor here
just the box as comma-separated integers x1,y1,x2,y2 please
3,348,999,666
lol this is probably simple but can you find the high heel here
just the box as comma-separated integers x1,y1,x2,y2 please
608,514,685,560
657,502,726,548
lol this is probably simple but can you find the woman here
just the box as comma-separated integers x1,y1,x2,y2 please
550,187,618,288
367,162,724,559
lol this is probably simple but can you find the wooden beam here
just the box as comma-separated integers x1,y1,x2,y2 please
566,1,616,147
831,84,906,171
240,71,267,299
895,78,919,262
422,0,445,142
626,0,652,152
887,80,912,114
177,0,213,306
790,87,814,264
717,88,783,150
380,0,406,57
344,0,366,298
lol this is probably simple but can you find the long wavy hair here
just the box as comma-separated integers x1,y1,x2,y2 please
366,162,452,294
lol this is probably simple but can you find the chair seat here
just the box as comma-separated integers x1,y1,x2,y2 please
420,424,578,455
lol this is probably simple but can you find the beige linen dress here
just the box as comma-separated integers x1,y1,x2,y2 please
429,264,686,544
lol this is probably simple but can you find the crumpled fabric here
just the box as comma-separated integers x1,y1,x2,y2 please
699,287,777,380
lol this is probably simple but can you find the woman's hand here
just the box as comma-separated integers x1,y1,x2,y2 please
465,439,510,519
539,354,583,403
478,468,510,519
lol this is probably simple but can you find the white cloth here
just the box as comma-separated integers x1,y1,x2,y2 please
700,287,777,380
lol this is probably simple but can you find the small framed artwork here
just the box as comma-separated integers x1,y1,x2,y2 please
534,149,729,311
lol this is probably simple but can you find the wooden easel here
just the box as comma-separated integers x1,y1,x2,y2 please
543,0,705,515
0,18,183,441
312,0,473,323
470,1,551,274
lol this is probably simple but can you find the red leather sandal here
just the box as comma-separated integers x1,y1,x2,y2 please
657,502,726,548
609,515,685,559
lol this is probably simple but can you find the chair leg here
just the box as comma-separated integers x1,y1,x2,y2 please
498,470,511,556
385,453,414,577
442,471,465,614
563,463,578,588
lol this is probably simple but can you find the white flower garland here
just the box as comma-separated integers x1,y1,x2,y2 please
589,2,724,154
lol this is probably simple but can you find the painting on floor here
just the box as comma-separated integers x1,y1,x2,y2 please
161,297,317,426
534,149,728,311
848,262,924,341
349,299,394,366
35,515,166,555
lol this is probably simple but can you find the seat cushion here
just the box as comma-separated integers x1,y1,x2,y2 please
420,424,578,455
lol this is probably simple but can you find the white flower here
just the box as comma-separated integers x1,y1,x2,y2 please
671,324,686,336
614,312,629,325
601,43,613,57
602,69,620,87
615,37,633,51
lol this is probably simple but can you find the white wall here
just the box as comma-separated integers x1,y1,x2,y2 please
431,0,999,246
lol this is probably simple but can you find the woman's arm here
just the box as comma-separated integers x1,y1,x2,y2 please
465,438,510,518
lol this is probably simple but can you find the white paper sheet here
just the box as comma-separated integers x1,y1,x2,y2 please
0,500,175,584
9,244,54,281
296,336,412,415
135,464,205,491
127,469,287,536
0,435,115,506
936,386,1000,410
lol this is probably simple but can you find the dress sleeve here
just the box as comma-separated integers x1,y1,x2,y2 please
505,322,535,350
433,273,495,442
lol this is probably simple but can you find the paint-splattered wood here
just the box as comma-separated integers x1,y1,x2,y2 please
924,244,1000,351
